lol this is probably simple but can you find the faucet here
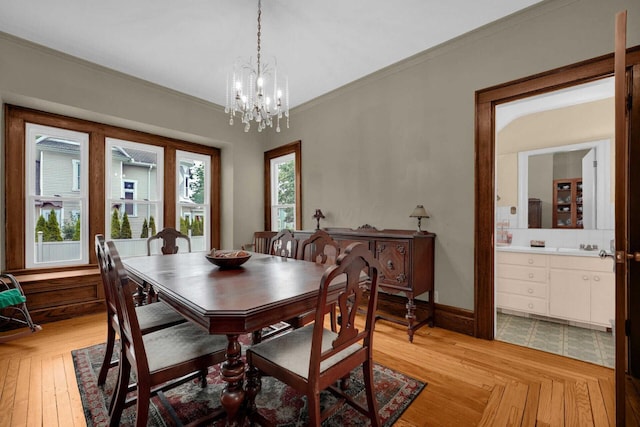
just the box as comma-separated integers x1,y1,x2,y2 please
580,244,598,251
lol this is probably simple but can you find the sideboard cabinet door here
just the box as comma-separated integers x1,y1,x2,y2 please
376,240,410,289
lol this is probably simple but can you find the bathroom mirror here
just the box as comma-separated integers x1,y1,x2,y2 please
516,139,612,230
495,76,614,231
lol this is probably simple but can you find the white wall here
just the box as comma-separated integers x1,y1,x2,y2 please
266,0,640,309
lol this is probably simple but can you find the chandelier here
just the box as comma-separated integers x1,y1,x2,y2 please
225,0,289,132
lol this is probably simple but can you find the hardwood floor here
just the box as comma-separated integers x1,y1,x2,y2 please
0,312,634,426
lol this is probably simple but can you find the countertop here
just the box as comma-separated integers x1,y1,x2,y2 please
496,245,605,257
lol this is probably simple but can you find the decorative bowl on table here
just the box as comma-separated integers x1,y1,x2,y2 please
205,249,251,269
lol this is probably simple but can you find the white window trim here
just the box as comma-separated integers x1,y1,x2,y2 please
270,153,296,231
176,150,210,250
105,138,164,240
72,159,81,192
25,124,89,268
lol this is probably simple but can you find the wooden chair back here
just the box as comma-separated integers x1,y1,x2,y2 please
250,231,277,254
298,229,340,264
104,241,151,377
270,229,298,258
95,234,117,316
246,242,382,425
146,227,191,255
310,242,380,379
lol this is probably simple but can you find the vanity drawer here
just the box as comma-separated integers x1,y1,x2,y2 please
496,251,547,268
549,255,614,273
496,278,547,298
496,264,546,283
497,292,547,315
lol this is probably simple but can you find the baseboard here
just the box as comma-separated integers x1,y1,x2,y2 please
433,303,475,336
374,292,475,337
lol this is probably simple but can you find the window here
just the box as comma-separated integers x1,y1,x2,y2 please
264,141,301,231
106,138,164,257
5,105,221,272
176,150,211,252
25,124,89,268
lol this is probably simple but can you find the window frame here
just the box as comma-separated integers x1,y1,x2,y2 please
176,150,212,251
24,123,89,268
72,159,81,192
264,141,301,231
105,137,165,238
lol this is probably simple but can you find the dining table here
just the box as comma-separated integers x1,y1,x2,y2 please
121,251,340,426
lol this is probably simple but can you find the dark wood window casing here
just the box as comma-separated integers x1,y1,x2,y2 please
264,141,302,231
4,105,221,274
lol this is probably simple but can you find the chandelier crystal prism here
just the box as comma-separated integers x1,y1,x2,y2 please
225,0,289,132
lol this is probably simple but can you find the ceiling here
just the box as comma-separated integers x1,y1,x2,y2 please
0,0,545,109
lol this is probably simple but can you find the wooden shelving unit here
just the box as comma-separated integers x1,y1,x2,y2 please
552,178,583,229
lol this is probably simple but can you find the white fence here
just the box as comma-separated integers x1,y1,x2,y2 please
34,236,206,262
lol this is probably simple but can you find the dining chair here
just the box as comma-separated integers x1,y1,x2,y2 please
104,240,228,427
247,242,382,426
269,229,298,258
242,231,277,254
146,227,191,255
94,235,186,389
253,229,300,342
143,227,191,304
291,229,341,331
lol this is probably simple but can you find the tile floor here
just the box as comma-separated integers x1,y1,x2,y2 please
496,312,615,368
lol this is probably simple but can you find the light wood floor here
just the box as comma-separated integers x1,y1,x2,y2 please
0,312,634,426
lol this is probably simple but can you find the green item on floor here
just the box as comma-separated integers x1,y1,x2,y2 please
0,289,27,309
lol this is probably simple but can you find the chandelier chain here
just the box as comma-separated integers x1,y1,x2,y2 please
256,0,262,75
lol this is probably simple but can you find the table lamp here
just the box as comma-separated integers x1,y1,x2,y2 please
409,205,430,233
312,209,325,230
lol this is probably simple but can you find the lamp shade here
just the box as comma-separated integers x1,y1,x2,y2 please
409,205,429,219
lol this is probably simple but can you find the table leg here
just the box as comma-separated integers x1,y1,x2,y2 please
220,334,245,426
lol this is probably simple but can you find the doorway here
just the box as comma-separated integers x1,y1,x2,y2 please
475,43,640,425
493,77,615,367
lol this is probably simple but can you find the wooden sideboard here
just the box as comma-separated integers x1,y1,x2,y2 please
295,226,436,342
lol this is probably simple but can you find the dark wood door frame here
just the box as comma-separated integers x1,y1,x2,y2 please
474,47,640,340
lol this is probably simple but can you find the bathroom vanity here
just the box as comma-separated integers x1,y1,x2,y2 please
496,246,615,328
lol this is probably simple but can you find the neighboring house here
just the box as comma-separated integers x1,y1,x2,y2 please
35,136,81,230
109,144,158,235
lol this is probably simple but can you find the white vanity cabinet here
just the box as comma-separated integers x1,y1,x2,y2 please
496,249,614,328
496,252,548,316
548,255,614,327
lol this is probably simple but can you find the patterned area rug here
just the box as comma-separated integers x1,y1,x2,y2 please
72,340,425,426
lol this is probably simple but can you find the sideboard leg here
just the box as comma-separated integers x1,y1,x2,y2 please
405,296,416,343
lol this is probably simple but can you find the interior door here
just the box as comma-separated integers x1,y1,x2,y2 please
612,10,640,425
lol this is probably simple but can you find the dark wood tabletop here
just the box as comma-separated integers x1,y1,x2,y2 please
122,251,332,334
121,250,335,426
